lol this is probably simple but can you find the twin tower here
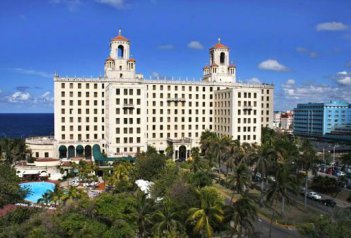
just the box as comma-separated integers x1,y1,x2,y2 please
104,30,237,83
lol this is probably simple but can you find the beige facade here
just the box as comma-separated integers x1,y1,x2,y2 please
28,30,274,161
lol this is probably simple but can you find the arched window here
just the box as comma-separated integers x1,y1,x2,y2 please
120,73,123,78
220,52,225,64
119,65,122,70
118,45,124,58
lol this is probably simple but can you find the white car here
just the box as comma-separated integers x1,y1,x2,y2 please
337,171,346,176
307,191,322,200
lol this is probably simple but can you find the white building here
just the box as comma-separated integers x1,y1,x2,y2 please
27,30,274,161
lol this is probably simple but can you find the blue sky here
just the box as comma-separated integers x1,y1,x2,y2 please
0,0,350,112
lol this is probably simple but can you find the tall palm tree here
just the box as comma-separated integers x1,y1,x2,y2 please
253,144,275,194
152,197,184,237
298,139,319,209
200,131,218,166
225,194,257,237
228,162,251,195
265,163,299,238
134,191,153,238
187,188,224,238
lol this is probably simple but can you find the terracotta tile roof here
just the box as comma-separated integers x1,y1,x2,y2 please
211,63,218,67
127,58,136,62
111,35,129,42
36,158,60,162
211,43,229,49
105,56,114,61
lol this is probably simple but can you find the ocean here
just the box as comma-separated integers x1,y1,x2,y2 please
0,113,54,138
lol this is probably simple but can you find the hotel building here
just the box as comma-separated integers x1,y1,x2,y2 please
27,30,274,161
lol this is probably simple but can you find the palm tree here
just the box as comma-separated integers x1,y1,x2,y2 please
190,147,201,173
228,162,251,195
225,194,257,237
51,186,64,206
37,190,53,206
187,187,224,238
62,186,86,204
152,197,184,237
252,144,275,196
298,139,319,209
265,163,299,238
134,191,153,238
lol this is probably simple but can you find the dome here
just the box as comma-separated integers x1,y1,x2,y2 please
211,38,229,50
229,64,236,68
127,58,136,62
105,56,114,61
111,29,129,42
211,63,218,67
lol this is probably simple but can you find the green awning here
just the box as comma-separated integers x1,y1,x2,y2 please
92,144,135,162
59,145,67,151
76,145,84,152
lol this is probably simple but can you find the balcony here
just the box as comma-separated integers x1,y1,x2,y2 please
123,104,135,109
167,137,192,144
167,98,186,102
243,105,253,110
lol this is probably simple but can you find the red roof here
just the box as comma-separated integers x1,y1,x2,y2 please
106,56,114,61
36,158,59,162
127,58,136,62
229,64,236,68
112,35,129,42
211,43,229,49
203,65,210,69
211,63,218,67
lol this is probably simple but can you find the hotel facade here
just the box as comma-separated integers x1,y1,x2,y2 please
27,30,274,161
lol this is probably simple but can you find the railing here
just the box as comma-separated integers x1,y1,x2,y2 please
123,104,135,109
55,77,274,88
243,105,253,110
167,98,186,102
167,137,192,144
25,136,55,145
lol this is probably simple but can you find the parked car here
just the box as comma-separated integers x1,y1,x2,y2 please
321,199,336,207
307,191,322,200
337,171,346,176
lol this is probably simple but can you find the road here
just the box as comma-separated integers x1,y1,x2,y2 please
252,218,301,238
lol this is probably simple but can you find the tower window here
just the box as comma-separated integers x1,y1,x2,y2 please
118,45,124,58
120,73,123,78
220,52,225,64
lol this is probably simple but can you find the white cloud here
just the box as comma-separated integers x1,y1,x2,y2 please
187,41,203,50
95,0,125,9
334,71,351,86
158,44,174,50
296,47,318,58
316,22,348,31
280,79,351,103
7,91,31,103
246,77,261,84
258,59,289,72
10,68,52,78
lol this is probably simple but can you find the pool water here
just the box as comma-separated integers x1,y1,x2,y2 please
19,182,56,203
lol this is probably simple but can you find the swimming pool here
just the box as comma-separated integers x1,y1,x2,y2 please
19,182,56,203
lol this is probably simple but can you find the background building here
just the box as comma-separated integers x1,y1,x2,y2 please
28,30,274,161
293,100,351,141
